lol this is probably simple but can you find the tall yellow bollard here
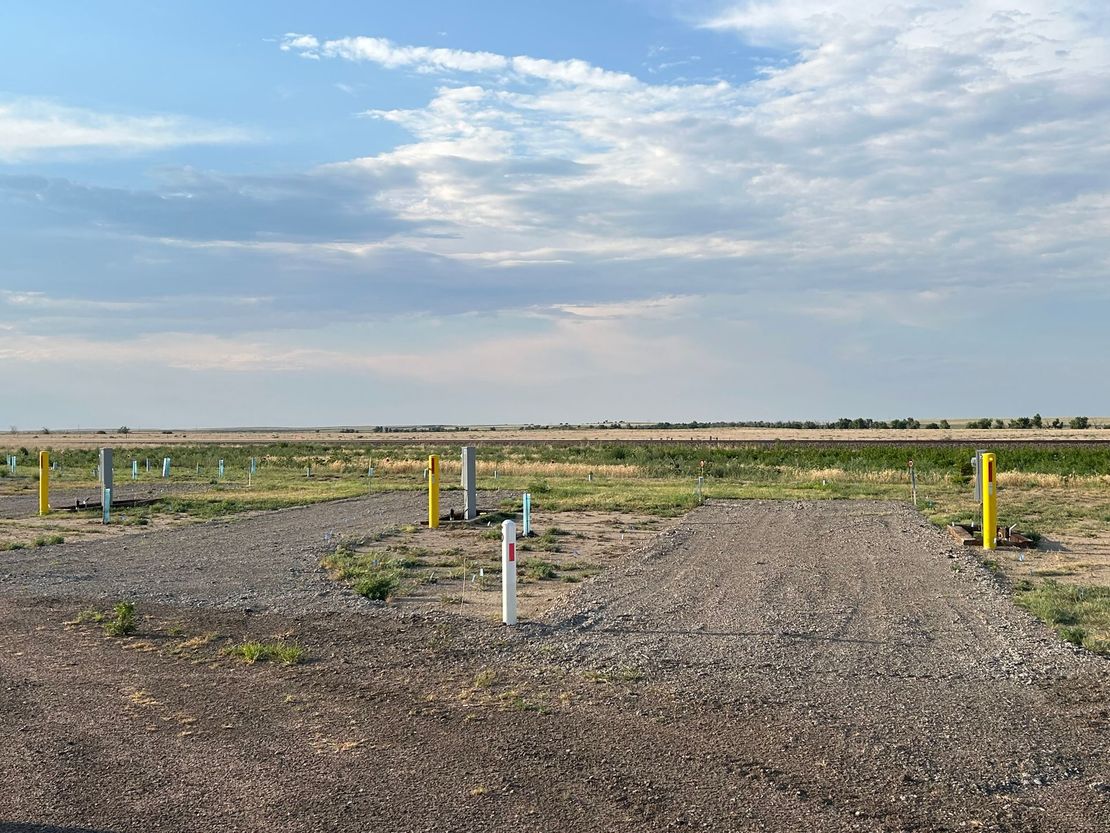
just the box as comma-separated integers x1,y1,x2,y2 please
38,451,50,516
981,452,997,550
428,454,440,529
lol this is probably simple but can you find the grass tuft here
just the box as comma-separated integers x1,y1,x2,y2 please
225,640,305,665
103,601,137,637
1015,580,1109,654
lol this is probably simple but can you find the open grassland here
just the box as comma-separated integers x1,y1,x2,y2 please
3,438,1108,652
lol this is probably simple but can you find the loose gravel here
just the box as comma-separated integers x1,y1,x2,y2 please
0,497,1105,832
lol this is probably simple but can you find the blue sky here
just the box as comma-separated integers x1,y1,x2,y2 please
1,1,1108,428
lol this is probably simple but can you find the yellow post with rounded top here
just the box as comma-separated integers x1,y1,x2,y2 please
38,451,50,516
428,454,440,529
981,452,997,550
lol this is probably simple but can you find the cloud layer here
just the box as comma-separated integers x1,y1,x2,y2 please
0,98,249,161
4,3,1110,423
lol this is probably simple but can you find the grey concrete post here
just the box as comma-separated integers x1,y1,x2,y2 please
462,446,477,520
99,447,113,494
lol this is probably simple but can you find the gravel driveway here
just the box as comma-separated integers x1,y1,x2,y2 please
0,498,1105,832
0,491,428,611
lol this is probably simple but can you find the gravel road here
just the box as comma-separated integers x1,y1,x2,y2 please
0,492,429,611
0,498,1106,832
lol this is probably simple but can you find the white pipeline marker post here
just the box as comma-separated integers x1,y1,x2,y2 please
522,492,532,537
908,460,918,507
501,519,517,626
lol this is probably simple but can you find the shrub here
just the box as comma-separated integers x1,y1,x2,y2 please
524,560,557,580
103,601,136,637
355,572,400,600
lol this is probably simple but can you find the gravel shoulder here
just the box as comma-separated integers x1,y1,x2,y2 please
0,498,1106,832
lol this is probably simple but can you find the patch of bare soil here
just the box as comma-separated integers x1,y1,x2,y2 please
327,509,671,623
0,498,1106,832
994,531,1110,586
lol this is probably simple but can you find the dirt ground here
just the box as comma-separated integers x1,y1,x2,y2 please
0,497,1107,832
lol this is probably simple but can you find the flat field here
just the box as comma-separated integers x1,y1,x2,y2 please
11,424,1110,448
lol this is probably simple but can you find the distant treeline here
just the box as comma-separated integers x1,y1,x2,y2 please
517,414,1097,431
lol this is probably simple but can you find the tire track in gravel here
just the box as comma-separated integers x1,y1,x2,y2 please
537,500,1109,832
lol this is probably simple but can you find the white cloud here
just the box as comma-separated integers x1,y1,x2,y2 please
280,8,1107,301
0,301,708,385
281,33,638,89
0,98,250,161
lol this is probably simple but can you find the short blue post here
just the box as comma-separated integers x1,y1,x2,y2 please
102,487,111,525
522,492,532,537
250,457,257,474
218,459,225,478
145,458,151,472
162,457,171,478
131,460,138,480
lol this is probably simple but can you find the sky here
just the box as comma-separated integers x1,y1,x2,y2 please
1,0,1108,428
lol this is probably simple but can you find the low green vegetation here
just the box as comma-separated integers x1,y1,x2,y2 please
523,560,557,580
73,601,137,636
103,601,137,637
322,544,406,601
224,640,305,665
1015,581,1109,654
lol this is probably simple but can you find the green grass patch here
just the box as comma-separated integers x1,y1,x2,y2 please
523,560,557,580
224,640,305,665
103,601,136,637
1015,581,1110,654
353,571,401,600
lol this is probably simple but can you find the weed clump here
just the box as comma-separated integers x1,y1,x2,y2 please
103,601,137,637
354,572,400,601
524,560,557,580
225,640,305,665
1015,581,1109,654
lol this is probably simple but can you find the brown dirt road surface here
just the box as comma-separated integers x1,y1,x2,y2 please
0,498,1106,832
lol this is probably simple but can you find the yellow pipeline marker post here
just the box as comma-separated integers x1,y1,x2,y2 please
981,452,997,550
428,454,440,529
38,451,50,516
